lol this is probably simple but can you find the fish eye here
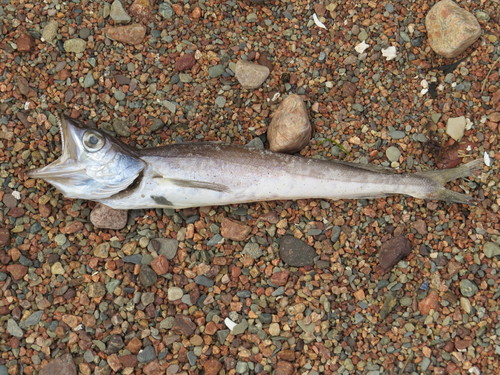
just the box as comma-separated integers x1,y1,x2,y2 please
82,131,105,152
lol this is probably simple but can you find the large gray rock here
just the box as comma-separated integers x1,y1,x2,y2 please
425,0,481,58
267,94,311,153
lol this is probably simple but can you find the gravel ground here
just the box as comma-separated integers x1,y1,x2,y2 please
0,1,499,374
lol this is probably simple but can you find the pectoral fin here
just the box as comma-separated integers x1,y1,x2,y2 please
153,175,230,193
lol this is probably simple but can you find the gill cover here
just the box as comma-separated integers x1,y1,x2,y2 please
28,116,145,200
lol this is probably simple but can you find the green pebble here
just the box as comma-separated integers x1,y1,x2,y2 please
82,72,95,88
483,242,500,258
459,279,478,297
54,233,67,246
114,90,126,101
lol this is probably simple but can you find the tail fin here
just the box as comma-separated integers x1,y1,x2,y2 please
415,160,483,205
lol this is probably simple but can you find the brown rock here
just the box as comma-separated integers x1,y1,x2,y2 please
0,227,10,247
129,0,153,21
455,337,473,351
172,315,196,335
143,361,162,375
39,203,52,218
203,359,222,375
106,23,146,45
8,207,24,218
279,235,316,267
204,321,218,335
379,235,412,272
90,203,128,230
270,270,290,286
425,0,481,58
107,354,122,372
190,6,202,20
175,53,196,72
234,60,270,89
221,218,251,241
278,350,296,362
413,219,427,235
62,221,83,234
418,290,440,315
125,336,142,354
267,94,311,153
119,354,138,368
15,76,36,98
341,81,357,98
151,254,169,275
6,264,28,280
276,361,294,375
17,33,35,52
39,354,77,375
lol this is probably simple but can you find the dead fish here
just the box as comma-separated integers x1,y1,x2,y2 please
27,116,481,209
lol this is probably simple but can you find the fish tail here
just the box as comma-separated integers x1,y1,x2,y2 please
415,159,483,205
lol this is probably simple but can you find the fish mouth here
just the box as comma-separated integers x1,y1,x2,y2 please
27,115,85,178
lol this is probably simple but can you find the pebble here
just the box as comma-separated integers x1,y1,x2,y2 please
221,218,251,241
41,20,58,43
0,227,10,247
235,362,248,374
112,118,131,136
279,235,316,267
88,282,106,298
418,290,439,315
232,320,248,335
388,130,406,139
7,319,23,338
21,311,43,327
6,264,28,280
386,146,401,162
39,354,76,375
203,359,222,375
82,72,95,88
195,275,214,287
459,279,478,297
148,238,178,259
94,242,110,258
483,242,500,258
215,95,226,107
208,64,225,78
168,287,183,301
379,235,412,272
51,262,65,275
446,116,466,141
173,315,196,335
175,53,196,72
137,346,156,363
106,24,146,45
151,254,169,274
425,0,481,58
16,33,34,52
243,242,263,259
90,203,128,229
110,0,131,24
63,38,86,53
234,60,270,89
158,2,174,19
269,322,281,336
267,94,311,153
139,265,157,287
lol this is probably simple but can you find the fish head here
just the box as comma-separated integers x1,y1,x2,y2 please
28,116,145,200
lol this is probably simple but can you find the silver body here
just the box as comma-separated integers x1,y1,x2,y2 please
28,116,480,209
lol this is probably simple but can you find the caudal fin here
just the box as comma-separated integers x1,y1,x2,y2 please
416,160,483,204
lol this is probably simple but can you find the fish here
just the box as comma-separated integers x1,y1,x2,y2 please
27,116,482,210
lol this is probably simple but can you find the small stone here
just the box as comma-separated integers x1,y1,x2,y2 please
107,23,146,45
234,60,270,89
82,72,95,88
459,279,478,297
341,81,357,98
137,345,156,363
194,275,214,287
267,94,311,153
51,262,65,275
63,38,86,53
119,354,138,368
175,53,196,72
17,33,34,52
425,0,481,58
94,242,110,258
243,242,262,259
386,146,401,162
107,354,122,372
418,290,440,315
88,282,106,298
148,238,178,259
173,315,196,335
39,354,77,375
483,242,500,258
114,90,126,101
21,311,43,327
41,20,58,43
279,235,316,267
129,0,153,21
110,0,131,24
270,270,289,286
460,297,472,314
203,359,222,375
168,287,183,301
144,361,163,375
7,319,23,338
446,116,466,141
151,255,169,274
90,203,128,230
112,118,131,136
379,293,397,319
379,235,412,272
6,264,28,280
232,320,248,335
0,227,10,247
236,362,248,374
215,96,226,107
158,2,174,19
126,336,142,353
276,361,294,375
269,322,281,336
413,219,427,235
221,218,251,241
